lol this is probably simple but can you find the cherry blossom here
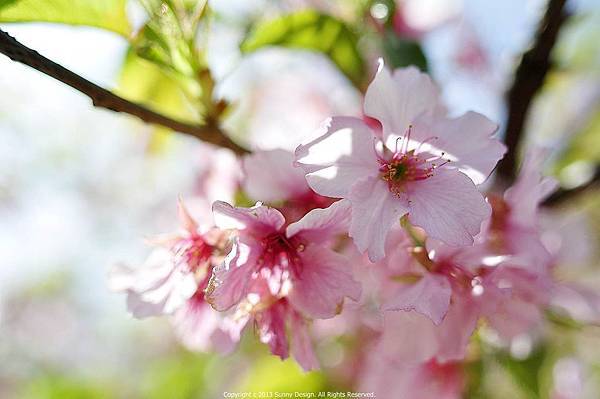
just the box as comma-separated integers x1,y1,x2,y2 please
242,149,333,223
377,228,552,363
481,150,559,274
295,60,505,261
205,200,361,370
360,351,465,399
108,200,235,352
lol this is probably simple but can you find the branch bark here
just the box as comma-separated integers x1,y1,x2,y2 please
0,28,249,155
495,0,568,182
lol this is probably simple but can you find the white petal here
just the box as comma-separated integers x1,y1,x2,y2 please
286,199,351,240
295,116,379,198
349,177,408,262
364,60,439,143
407,169,490,246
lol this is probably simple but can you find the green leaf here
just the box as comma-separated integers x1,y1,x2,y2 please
117,48,199,124
382,30,428,71
116,48,202,152
241,10,366,87
0,0,131,36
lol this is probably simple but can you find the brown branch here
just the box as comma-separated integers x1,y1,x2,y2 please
496,0,568,181
0,28,249,155
543,166,600,206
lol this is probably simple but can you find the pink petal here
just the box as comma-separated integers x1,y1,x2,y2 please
359,353,464,399
286,199,351,241
177,197,199,234
288,245,361,319
256,302,289,361
435,299,479,362
109,249,197,318
412,111,505,185
364,59,439,143
124,293,164,319
480,267,550,340
290,311,320,371
505,229,554,274
551,283,600,324
349,177,408,262
294,116,379,198
487,300,543,340
195,144,240,205
212,201,285,236
378,312,439,363
505,149,558,227
242,149,309,202
171,295,219,352
384,274,452,325
378,228,419,276
206,237,259,311
107,263,138,292
212,312,250,354
407,168,490,247
114,250,174,293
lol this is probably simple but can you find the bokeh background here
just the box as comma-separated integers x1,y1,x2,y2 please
1,0,600,398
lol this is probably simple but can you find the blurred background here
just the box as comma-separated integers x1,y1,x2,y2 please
1,0,600,398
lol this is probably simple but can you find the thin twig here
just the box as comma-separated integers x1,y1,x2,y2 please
543,167,600,206
496,0,568,182
0,28,249,155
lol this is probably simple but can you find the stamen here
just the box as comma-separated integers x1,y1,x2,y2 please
415,136,439,154
378,128,448,197
403,124,413,153
373,137,386,163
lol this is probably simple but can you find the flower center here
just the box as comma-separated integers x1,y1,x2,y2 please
173,235,213,275
375,125,449,197
379,150,434,196
258,233,304,281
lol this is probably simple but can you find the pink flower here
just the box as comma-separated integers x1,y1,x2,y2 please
370,150,598,357
108,200,235,352
253,299,319,371
484,150,559,274
360,352,465,399
379,233,551,362
242,149,333,223
188,144,241,222
171,290,237,353
206,200,361,370
295,60,505,261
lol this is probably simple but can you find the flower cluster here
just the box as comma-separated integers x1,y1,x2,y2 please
110,60,600,397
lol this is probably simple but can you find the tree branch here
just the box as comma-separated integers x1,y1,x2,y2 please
496,0,568,181
0,28,249,155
